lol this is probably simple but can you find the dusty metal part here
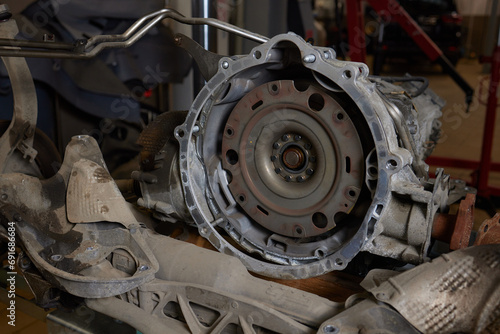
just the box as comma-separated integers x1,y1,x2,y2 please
221,80,364,238
84,230,344,334
170,31,452,278
474,213,500,246
0,136,159,298
0,19,40,176
66,159,138,226
362,245,500,334
316,297,420,334
146,231,342,328
86,296,190,334
135,111,192,222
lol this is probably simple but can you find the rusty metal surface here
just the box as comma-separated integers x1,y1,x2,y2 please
221,79,364,238
474,213,500,246
432,193,475,249
450,193,475,249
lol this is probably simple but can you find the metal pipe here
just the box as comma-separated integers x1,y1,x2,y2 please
0,8,269,59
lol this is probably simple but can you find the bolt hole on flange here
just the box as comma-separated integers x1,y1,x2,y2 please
312,212,328,229
308,93,325,111
253,50,262,59
176,129,185,138
386,159,398,170
226,149,239,165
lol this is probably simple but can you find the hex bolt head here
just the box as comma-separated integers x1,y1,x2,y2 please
270,155,278,162
275,167,282,174
304,143,312,150
294,135,302,141
222,61,229,69
273,142,281,149
282,134,290,141
297,176,305,182
306,168,314,175
285,175,292,182
310,156,316,163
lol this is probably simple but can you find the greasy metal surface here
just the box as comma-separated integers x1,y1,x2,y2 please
474,213,500,246
221,80,363,238
363,245,500,334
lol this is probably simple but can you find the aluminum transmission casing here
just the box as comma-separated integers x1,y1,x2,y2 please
138,33,450,279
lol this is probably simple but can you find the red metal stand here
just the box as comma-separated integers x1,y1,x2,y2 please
346,0,473,104
346,0,498,197
427,45,500,197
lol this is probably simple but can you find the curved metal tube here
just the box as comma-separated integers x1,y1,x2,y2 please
0,8,269,59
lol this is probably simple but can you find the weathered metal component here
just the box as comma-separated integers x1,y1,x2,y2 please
0,136,159,298
361,245,500,334
221,79,364,238
316,297,420,334
0,19,40,176
0,11,489,334
172,32,452,278
82,230,344,333
474,213,500,246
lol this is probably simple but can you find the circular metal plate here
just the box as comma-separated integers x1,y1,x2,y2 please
221,80,364,238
